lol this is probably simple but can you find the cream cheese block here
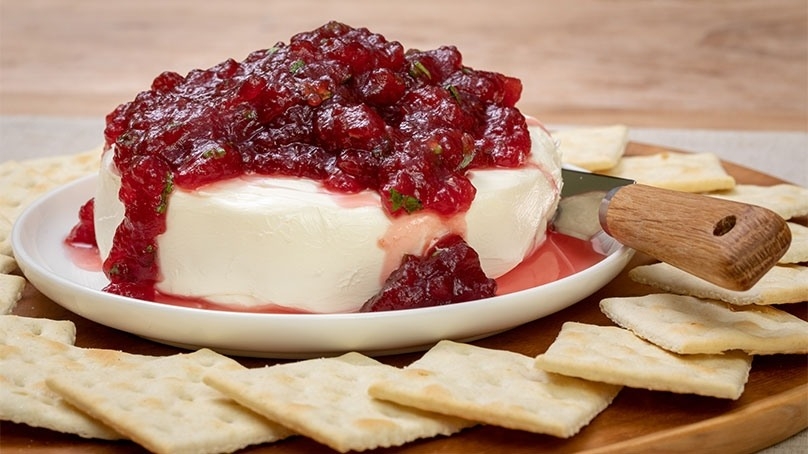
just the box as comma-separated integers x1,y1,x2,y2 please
94,125,562,313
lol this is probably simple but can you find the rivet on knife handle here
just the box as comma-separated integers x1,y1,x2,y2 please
599,184,791,291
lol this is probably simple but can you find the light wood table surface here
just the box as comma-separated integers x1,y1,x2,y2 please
1,0,806,130
1,1,806,453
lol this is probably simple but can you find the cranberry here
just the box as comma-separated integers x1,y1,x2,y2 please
361,234,496,312
87,21,531,304
65,199,96,246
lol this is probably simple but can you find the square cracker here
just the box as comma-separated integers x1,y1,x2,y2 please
628,262,808,305
0,214,12,256
600,294,808,355
0,314,76,344
0,272,26,314
534,322,752,400
710,184,808,220
0,148,101,224
368,340,621,438
552,124,628,171
47,348,292,454
0,254,16,274
781,222,808,264
204,352,472,453
1,318,152,440
602,152,735,193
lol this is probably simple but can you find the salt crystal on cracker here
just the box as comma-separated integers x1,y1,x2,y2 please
710,184,808,220
600,294,808,355
629,262,808,305
535,322,752,400
0,315,150,439
602,152,735,193
204,351,472,453
368,340,620,438
781,222,808,264
47,348,291,454
0,273,26,314
552,125,628,171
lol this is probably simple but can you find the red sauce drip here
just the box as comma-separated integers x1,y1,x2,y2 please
496,232,606,295
78,21,533,301
65,232,604,313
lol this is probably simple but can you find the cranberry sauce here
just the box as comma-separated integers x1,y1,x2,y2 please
361,234,497,312
88,21,532,301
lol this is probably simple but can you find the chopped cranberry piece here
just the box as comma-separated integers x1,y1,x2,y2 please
65,199,96,246
361,234,497,312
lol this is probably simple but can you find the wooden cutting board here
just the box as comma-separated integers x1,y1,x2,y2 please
2,142,806,453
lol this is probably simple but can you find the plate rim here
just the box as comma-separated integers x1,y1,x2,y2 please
11,174,634,357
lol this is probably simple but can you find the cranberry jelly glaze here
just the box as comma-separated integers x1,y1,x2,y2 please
71,21,538,308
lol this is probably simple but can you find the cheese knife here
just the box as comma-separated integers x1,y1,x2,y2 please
552,169,791,291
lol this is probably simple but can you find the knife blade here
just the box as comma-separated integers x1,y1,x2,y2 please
552,169,791,291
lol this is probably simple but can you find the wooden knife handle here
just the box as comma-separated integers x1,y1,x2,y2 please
599,184,791,291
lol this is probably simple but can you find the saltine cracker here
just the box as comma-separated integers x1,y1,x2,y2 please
534,322,752,399
368,340,621,438
600,294,808,355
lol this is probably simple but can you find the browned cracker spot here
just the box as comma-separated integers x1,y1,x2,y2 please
368,340,621,438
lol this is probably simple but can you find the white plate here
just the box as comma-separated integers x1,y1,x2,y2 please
12,175,634,358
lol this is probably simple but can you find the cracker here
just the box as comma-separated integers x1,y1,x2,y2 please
534,322,752,399
552,125,628,171
0,254,16,274
368,340,620,438
602,152,735,193
0,314,76,344
204,351,472,453
629,262,808,305
0,214,12,256
46,348,291,454
781,222,808,264
710,184,808,220
0,147,100,223
1,317,153,439
0,272,26,314
600,294,808,355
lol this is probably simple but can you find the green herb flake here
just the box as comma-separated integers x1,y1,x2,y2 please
290,59,306,74
243,108,258,120
156,172,174,214
409,61,432,80
116,131,136,147
390,188,423,214
446,84,462,103
202,146,227,159
457,150,475,170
